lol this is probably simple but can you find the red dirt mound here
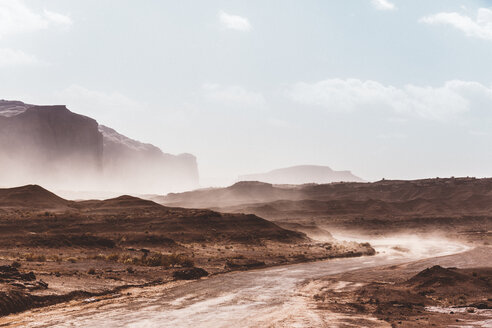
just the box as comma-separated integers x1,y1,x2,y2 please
78,195,166,213
0,185,71,209
403,265,492,299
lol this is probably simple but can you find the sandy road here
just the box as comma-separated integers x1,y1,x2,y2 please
1,236,472,328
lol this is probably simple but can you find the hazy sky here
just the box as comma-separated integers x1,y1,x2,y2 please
2,0,492,185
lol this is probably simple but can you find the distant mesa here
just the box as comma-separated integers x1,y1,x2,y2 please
0,99,198,194
239,165,363,185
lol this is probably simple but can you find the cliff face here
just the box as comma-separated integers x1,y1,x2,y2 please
99,126,198,193
0,100,198,194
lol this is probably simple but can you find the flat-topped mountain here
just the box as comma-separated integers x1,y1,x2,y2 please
0,100,198,194
239,165,363,185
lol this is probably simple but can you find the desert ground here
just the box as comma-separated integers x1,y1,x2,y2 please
0,184,374,320
0,179,491,327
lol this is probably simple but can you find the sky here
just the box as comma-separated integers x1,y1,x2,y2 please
1,0,492,185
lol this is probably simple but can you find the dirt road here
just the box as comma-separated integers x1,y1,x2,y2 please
0,236,472,327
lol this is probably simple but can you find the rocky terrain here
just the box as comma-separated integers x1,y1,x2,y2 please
0,100,198,194
161,178,492,242
0,185,375,317
308,247,492,327
239,165,363,184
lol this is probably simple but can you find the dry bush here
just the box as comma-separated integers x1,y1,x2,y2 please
90,251,193,268
50,255,63,262
92,253,106,260
22,253,46,262
106,253,120,262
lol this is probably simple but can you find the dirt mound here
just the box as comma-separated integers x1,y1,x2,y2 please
403,266,492,300
0,265,35,282
0,290,34,316
80,195,166,213
0,185,70,209
405,265,472,288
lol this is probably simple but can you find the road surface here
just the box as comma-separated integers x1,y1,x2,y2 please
1,235,472,327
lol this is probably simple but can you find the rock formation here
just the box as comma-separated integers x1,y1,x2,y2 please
239,165,363,185
0,100,198,194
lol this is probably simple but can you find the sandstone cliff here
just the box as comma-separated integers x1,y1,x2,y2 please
0,100,198,194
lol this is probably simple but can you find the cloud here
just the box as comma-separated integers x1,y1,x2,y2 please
43,9,73,27
371,0,396,11
420,7,492,40
218,10,251,31
202,83,266,108
287,79,492,120
0,0,72,38
0,48,39,67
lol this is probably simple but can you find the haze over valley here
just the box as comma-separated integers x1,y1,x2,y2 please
1,1,492,327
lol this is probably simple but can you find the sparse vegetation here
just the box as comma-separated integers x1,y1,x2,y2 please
22,253,46,262
93,252,194,268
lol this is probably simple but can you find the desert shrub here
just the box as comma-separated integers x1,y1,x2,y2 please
140,252,194,268
93,253,106,261
11,261,21,268
50,255,63,263
106,253,120,262
87,268,96,275
23,253,46,262
120,254,138,265
142,253,166,267
67,257,77,263
176,255,194,268
89,251,193,268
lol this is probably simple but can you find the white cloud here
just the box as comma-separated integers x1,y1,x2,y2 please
43,9,72,27
218,10,251,31
0,0,72,38
371,0,396,11
420,7,492,40
287,79,492,120
0,48,39,67
202,83,266,108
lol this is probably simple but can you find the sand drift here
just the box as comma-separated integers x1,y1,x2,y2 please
2,235,470,327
